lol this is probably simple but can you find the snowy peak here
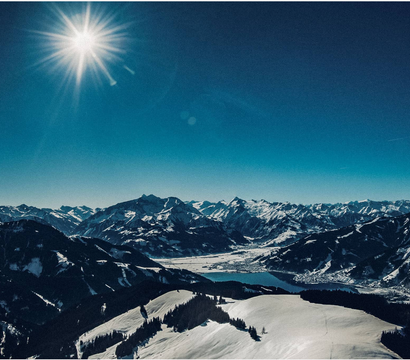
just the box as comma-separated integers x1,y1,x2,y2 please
58,205,98,223
187,198,410,246
2,197,410,256
189,198,331,244
76,195,246,257
308,200,410,227
0,204,98,235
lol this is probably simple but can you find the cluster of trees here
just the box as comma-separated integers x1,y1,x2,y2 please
115,317,161,358
229,317,246,330
381,323,410,359
300,290,410,326
163,293,230,332
81,331,125,359
210,294,226,304
190,281,289,301
163,293,260,341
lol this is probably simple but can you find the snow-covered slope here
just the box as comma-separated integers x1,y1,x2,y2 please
190,198,410,246
2,198,410,253
0,220,205,326
76,195,247,257
0,204,97,235
190,198,329,245
307,200,410,229
78,290,195,359
85,292,398,359
261,213,410,290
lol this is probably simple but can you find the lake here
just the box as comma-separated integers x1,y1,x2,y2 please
202,272,357,294
202,272,305,293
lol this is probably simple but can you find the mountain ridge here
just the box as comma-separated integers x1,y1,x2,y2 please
2,196,410,257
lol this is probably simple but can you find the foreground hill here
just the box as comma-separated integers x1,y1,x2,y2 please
61,292,399,359
15,281,289,358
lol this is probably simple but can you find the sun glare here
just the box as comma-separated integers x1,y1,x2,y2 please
33,3,131,91
73,31,95,53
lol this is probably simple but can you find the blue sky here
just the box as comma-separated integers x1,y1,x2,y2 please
1,2,410,208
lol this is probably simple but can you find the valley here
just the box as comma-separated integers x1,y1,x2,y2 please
4,2,410,358
1,195,410,358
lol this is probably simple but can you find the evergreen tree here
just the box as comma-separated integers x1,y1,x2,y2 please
140,304,148,318
115,317,161,358
248,326,259,341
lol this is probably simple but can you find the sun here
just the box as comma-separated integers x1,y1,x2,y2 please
73,31,95,53
32,3,132,90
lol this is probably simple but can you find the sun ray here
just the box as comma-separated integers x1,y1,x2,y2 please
32,2,132,94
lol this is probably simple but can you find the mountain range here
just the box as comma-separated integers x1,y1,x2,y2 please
1,195,410,358
0,204,98,235
2,196,410,257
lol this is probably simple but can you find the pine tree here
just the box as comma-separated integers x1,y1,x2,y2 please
140,304,148,318
249,326,259,341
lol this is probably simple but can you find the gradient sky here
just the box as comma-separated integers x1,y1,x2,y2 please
1,2,410,208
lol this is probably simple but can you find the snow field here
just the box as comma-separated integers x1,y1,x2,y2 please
156,247,272,274
82,292,399,359
78,290,195,358
139,294,399,359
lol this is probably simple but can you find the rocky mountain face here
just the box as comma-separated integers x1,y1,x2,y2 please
75,195,247,257
190,198,331,244
0,204,98,235
307,200,410,228
2,197,410,258
0,219,207,357
260,213,410,288
190,198,410,246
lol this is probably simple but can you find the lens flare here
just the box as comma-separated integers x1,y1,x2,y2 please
32,3,132,92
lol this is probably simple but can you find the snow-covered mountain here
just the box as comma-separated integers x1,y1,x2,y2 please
260,212,410,289
2,197,410,258
0,204,98,235
307,199,410,228
190,198,410,246
0,219,208,357
75,195,247,257
207,197,332,244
